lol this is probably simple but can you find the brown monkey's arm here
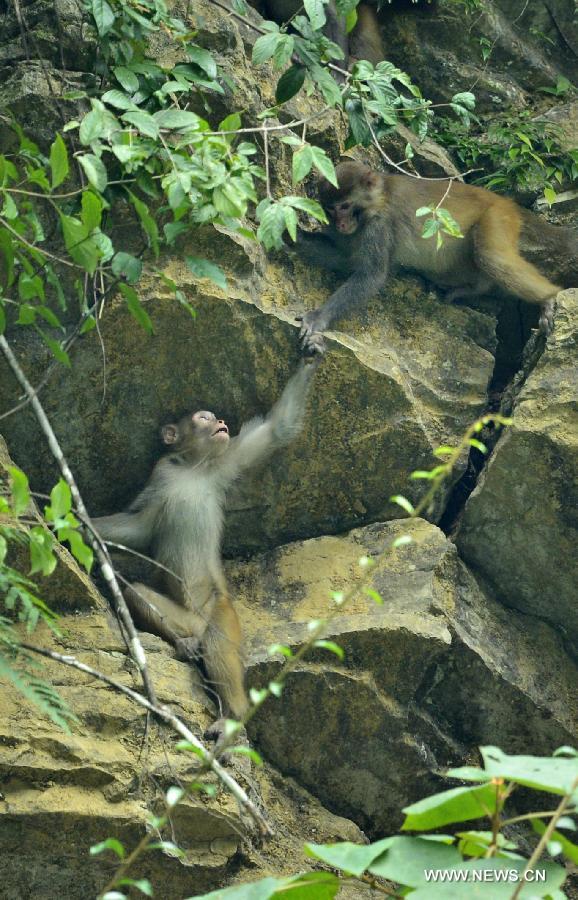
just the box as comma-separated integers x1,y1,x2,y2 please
221,354,324,480
294,229,351,275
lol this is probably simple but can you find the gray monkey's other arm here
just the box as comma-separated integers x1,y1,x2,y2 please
222,350,325,479
92,480,161,551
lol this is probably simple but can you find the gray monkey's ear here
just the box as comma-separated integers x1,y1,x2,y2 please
161,424,179,445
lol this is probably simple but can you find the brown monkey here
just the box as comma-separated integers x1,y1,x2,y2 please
296,161,577,348
93,350,324,734
349,3,384,66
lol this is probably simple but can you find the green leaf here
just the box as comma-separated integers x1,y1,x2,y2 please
64,529,93,571
304,0,326,30
91,0,115,34
114,66,139,93
48,479,72,520
392,535,412,549
128,193,159,257
533,819,578,864
437,208,463,238
469,438,487,453
187,877,280,899
268,643,293,658
101,90,138,110
284,196,327,222
310,147,337,186
49,134,69,189
219,112,241,132
78,154,108,192
90,838,125,859
9,466,30,516
1,193,18,219
544,185,557,206
59,214,101,274
185,256,227,291
228,746,263,766
29,527,57,576
450,91,476,110
253,31,282,66
401,783,498,831
313,640,344,659
475,746,578,795
118,283,153,334
293,145,314,184
311,64,342,107
122,110,160,139
154,109,202,131
40,332,71,367
305,838,394,877
166,786,184,808
112,252,143,284
364,587,383,604
273,34,294,70
389,494,415,515
421,217,440,239
276,65,307,104
275,871,339,899
187,46,218,79
81,190,103,232
369,836,462,886
268,680,283,697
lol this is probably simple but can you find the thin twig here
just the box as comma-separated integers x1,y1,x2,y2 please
0,334,158,706
0,216,80,269
20,641,273,837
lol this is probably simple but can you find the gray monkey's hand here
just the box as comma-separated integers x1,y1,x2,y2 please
174,635,201,663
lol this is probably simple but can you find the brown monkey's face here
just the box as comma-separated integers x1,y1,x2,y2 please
331,199,361,235
162,410,230,457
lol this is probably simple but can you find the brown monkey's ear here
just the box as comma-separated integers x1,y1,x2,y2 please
161,423,179,445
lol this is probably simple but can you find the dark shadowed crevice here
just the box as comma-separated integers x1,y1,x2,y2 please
439,299,546,537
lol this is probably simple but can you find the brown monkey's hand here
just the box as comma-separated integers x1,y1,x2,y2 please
302,332,326,360
297,309,328,341
174,635,201,663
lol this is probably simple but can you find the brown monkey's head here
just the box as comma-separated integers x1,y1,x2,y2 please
319,161,382,235
161,410,230,459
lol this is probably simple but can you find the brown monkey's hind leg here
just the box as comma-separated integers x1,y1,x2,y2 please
474,207,560,332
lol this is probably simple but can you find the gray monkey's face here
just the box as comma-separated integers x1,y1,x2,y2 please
162,410,230,457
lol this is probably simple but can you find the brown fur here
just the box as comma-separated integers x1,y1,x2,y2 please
310,161,577,332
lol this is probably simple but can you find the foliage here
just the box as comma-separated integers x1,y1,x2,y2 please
94,746,578,898
0,467,92,728
436,111,578,204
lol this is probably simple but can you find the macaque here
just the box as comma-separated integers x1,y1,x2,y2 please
349,3,385,66
93,350,324,735
295,161,577,348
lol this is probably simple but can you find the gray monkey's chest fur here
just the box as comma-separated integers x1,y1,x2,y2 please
152,471,225,604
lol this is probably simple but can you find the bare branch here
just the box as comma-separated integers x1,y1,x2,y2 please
0,334,158,707
20,641,274,837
